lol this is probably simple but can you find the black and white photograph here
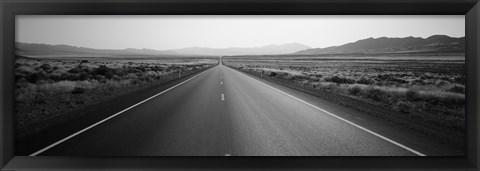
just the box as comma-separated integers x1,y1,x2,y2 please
14,15,465,156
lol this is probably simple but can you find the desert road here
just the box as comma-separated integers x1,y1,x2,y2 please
28,62,430,156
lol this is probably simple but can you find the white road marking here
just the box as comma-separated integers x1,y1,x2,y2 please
221,93,225,101
233,69,426,156
225,154,231,156
221,81,223,85
29,69,210,156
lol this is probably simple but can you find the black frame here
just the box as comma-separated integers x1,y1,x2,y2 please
1,0,479,170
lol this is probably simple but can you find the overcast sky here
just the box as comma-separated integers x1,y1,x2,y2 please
16,15,464,50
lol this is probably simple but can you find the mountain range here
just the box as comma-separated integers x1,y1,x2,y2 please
15,43,177,57
15,42,310,57
295,35,465,55
173,43,310,56
16,35,464,57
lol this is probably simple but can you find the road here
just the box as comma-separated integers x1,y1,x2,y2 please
31,62,426,156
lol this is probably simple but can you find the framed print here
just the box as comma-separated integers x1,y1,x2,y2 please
1,0,479,170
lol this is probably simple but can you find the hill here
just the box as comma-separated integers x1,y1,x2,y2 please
16,42,311,57
173,43,311,56
15,42,178,57
295,35,465,55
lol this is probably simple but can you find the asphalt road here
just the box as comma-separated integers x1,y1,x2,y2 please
33,62,426,156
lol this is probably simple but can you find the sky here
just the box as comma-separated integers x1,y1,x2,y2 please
16,15,465,50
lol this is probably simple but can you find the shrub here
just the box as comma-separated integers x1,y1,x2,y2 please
326,76,355,84
309,76,320,82
377,74,393,80
294,74,308,80
34,96,47,104
15,74,25,81
152,66,163,72
136,66,146,72
447,85,465,94
93,65,115,79
113,68,127,77
323,83,338,92
392,78,409,84
268,72,277,77
38,81,76,94
16,67,35,78
134,71,144,77
284,74,296,80
94,75,106,81
68,66,84,73
16,77,27,84
40,63,52,70
143,76,154,82
356,77,374,85
47,73,62,81
93,65,110,75
454,76,465,84
112,75,122,81
125,73,138,80
64,73,80,81
427,96,440,105
435,80,450,87
405,89,419,101
411,79,425,85
365,87,387,102
374,81,384,86
131,78,142,85
348,86,361,95
78,72,92,80
71,87,85,94
26,72,45,83
440,93,465,105
396,101,411,113
59,73,69,80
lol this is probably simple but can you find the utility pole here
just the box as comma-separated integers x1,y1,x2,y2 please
178,70,181,79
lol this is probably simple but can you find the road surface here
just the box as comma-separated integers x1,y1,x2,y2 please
30,62,427,156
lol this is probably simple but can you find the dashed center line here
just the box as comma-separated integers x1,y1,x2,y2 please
221,93,225,101
221,81,223,85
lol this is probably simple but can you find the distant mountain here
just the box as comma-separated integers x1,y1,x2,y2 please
295,35,465,55
171,43,311,56
16,42,311,57
15,42,177,57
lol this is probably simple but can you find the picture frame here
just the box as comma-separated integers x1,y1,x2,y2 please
1,0,479,170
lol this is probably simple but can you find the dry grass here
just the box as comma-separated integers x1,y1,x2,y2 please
224,57,465,127
14,57,218,137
